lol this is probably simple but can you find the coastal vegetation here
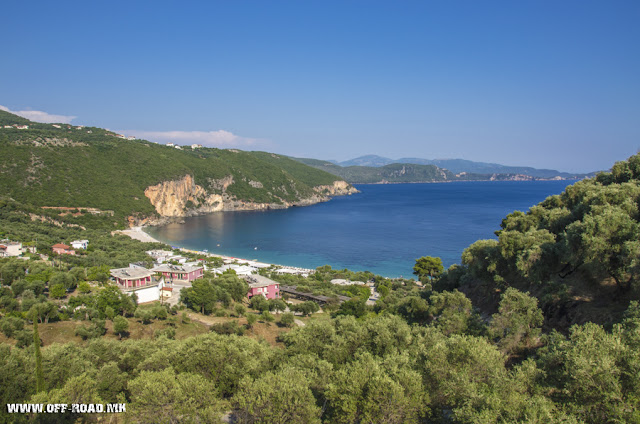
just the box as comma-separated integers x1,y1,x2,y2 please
0,110,351,228
0,144,639,422
437,153,640,330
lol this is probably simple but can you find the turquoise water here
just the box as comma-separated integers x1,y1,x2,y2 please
144,180,577,278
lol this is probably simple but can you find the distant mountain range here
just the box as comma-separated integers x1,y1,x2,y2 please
333,155,593,179
292,155,595,184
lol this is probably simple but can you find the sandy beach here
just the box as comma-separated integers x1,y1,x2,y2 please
115,226,163,243
117,226,315,273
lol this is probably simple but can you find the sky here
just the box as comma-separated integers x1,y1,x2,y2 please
1,1,639,173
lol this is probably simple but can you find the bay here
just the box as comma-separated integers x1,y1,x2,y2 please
144,180,577,278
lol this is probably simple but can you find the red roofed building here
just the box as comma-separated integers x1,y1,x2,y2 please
161,286,173,298
52,243,75,255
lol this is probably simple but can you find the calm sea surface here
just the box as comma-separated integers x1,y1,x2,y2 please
144,180,577,278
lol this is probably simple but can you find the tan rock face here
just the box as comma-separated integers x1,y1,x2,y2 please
144,175,225,217
143,175,357,222
313,180,359,196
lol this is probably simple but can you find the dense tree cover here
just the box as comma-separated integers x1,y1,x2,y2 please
435,153,640,330
1,301,637,423
180,274,248,314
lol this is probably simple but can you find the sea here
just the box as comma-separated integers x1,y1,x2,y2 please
144,180,578,278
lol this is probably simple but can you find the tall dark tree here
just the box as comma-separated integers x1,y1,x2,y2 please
413,256,444,281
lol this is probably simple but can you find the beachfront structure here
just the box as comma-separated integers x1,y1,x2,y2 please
213,264,257,276
152,263,204,282
110,267,155,288
330,279,365,286
276,267,312,277
52,243,75,255
168,255,188,264
71,239,89,250
146,249,174,263
244,275,280,300
244,261,272,269
0,241,23,257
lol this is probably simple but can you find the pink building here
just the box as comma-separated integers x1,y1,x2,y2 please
245,275,280,300
52,243,76,255
152,264,204,282
110,268,155,288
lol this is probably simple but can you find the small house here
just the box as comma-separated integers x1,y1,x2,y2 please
71,239,89,250
161,286,173,298
245,275,280,300
110,267,155,288
0,241,23,257
152,263,204,282
52,243,75,255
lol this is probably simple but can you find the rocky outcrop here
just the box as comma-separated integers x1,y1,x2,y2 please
144,175,224,217
141,175,357,225
313,180,359,196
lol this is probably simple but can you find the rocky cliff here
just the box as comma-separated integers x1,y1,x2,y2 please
142,175,357,224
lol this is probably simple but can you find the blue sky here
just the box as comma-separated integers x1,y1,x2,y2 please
1,1,639,173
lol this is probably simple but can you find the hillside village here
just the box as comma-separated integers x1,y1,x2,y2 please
0,233,378,314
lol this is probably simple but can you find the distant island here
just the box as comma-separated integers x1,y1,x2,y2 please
294,154,594,184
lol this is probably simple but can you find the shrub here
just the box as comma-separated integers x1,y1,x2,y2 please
211,321,245,336
279,312,295,328
0,316,25,337
246,314,258,328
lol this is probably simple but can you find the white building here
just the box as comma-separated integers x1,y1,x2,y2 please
71,239,89,250
146,249,174,263
213,264,257,276
330,279,365,286
0,241,23,257
129,284,161,303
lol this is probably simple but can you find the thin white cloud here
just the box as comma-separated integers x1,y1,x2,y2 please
122,129,269,149
0,105,76,124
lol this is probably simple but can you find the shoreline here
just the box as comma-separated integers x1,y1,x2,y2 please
117,226,317,274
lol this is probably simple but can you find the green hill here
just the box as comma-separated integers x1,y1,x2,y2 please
437,153,640,330
294,157,456,183
334,154,592,179
0,110,353,227
293,157,540,183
